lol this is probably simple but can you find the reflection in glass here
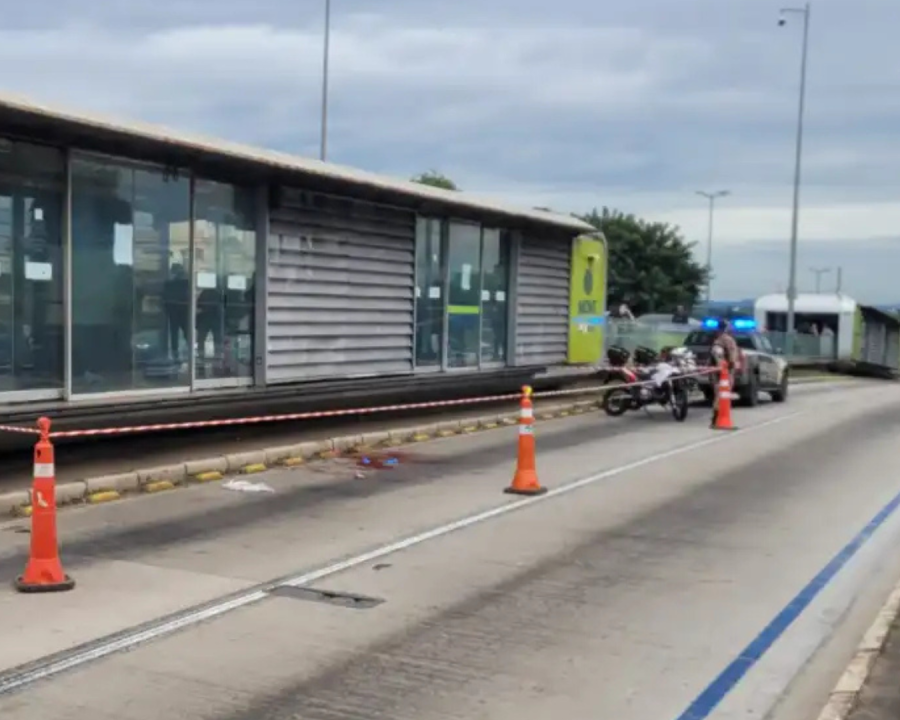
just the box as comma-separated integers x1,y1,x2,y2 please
71,156,191,393
193,180,256,380
480,228,510,363
0,141,65,393
447,221,481,368
414,217,444,367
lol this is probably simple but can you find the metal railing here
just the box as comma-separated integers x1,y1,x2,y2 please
606,320,692,353
762,330,837,361
605,319,837,363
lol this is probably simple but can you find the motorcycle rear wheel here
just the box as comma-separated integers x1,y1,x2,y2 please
603,388,632,417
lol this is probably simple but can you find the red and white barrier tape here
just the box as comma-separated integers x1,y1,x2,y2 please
534,367,717,398
0,367,719,440
0,424,42,435
40,392,522,439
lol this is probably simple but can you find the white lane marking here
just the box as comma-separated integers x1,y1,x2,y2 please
0,407,810,695
281,409,810,588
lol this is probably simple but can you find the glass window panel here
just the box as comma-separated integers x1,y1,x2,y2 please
0,140,65,393
447,221,481,368
71,156,190,393
193,179,257,380
480,228,510,364
414,217,444,368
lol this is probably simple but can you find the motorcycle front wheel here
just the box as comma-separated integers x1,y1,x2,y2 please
603,387,632,417
671,385,689,422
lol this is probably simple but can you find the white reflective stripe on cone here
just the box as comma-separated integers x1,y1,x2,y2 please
519,424,534,434
34,463,55,478
521,407,533,419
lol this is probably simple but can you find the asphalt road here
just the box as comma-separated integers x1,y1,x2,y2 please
1,378,898,720
0,375,845,493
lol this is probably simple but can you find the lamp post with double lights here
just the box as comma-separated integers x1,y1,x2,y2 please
696,189,730,305
809,266,830,293
779,2,811,355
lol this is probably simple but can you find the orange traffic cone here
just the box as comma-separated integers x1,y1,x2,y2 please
711,361,737,431
505,385,547,496
15,417,75,593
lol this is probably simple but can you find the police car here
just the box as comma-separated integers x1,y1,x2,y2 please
682,317,790,407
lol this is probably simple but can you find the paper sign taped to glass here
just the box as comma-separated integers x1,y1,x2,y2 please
25,261,52,281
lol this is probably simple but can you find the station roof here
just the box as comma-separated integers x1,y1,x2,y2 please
0,91,593,234
754,293,858,314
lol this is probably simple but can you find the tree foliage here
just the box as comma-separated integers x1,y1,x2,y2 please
411,170,459,191
580,207,707,316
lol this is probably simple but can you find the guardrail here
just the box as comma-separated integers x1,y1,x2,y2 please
605,320,837,364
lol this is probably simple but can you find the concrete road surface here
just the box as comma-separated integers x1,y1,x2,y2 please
1,380,899,720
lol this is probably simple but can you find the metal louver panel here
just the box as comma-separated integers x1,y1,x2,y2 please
862,321,886,365
885,328,900,370
515,235,572,366
267,189,415,382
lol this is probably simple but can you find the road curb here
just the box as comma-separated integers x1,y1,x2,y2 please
814,580,900,720
0,397,602,518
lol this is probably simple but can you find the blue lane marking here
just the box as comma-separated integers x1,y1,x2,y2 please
674,486,900,720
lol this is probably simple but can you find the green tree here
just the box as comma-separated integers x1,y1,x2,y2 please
411,170,459,191
580,207,708,316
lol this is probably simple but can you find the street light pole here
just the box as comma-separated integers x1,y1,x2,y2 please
319,0,331,161
809,266,830,293
779,2,811,355
696,190,730,305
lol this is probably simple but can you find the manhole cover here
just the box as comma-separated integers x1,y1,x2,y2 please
268,585,384,610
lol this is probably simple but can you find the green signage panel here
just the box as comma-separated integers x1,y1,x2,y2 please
567,234,607,364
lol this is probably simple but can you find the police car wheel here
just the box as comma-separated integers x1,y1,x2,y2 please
739,371,760,407
770,372,788,402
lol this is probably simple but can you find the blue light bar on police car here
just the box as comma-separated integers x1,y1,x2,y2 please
701,317,757,331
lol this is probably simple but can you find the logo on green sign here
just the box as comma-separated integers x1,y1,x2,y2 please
583,267,593,295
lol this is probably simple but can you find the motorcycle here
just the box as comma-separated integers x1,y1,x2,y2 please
602,345,692,422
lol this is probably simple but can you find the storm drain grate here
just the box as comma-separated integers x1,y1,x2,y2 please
267,585,384,609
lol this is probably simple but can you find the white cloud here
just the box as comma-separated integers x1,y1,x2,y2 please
0,0,896,301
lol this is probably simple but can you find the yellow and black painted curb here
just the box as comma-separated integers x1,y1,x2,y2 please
1,397,604,519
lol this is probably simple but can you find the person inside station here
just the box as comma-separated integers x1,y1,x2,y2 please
163,260,190,365
609,300,635,321
671,304,690,324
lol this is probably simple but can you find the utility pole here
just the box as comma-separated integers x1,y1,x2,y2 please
319,0,331,161
779,1,811,355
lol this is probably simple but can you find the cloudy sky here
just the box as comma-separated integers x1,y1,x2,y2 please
2,0,898,302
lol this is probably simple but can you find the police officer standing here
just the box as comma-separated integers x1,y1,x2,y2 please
712,319,739,368
710,319,739,427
